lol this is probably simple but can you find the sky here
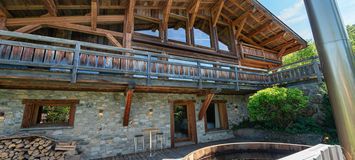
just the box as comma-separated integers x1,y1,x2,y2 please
258,0,355,41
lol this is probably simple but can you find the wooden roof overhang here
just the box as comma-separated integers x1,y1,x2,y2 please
0,0,307,65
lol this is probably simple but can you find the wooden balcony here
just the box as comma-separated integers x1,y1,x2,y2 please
240,43,281,65
0,31,321,93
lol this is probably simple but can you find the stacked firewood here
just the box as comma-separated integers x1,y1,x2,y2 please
0,136,73,160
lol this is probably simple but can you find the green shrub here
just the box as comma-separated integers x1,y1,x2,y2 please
247,87,308,129
285,117,322,134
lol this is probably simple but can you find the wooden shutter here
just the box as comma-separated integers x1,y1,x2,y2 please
218,103,229,129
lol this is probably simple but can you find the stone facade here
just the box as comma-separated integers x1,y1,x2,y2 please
287,81,327,124
0,89,249,159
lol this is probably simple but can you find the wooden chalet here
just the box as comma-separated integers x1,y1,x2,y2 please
0,0,318,159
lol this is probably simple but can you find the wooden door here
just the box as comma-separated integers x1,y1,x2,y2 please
170,100,197,147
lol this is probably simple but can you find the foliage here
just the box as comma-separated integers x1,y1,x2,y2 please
285,117,322,134
247,87,308,129
281,24,354,69
347,24,355,53
282,42,317,69
319,83,339,144
43,106,70,123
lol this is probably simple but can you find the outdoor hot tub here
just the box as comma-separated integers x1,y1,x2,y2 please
182,142,310,160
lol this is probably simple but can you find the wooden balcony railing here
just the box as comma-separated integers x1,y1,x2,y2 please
269,56,322,84
240,43,281,63
0,30,322,90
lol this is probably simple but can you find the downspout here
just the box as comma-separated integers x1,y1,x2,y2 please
303,0,355,159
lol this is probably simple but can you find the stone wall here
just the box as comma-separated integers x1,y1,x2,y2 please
287,81,326,124
0,89,249,159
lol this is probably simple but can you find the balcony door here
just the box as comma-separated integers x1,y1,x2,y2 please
170,100,197,147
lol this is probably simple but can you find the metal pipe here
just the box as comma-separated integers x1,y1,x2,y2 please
303,0,355,159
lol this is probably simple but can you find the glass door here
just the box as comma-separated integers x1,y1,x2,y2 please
171,101,197,147
173,104,190,142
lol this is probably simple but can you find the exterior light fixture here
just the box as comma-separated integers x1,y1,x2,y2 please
0,111,4,121
148,108,153,115
98,109,104,118
234,105,238,111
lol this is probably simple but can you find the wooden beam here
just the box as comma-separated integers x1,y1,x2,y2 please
198,93,215,120
188,0,201,29
135,15,160,23
41,0,57,16
187,0,199,13
1,24,42,40
235,16,248,39
232,11,251,25
239,34,259,46
283,44,303,55
0,1,12,18
260,31,286,46
6,15,124,27
162,0,173,30
15,24,42,33
277,40,297,57
91,0,98,30
247,20,273,37
0,17,6,30
273,40,297,50
45,22,123,38
106,33,122,48
123,0,136,49
211,0,224,27
123,89,134,126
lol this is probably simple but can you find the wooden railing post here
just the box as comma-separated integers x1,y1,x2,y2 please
234,66,239,91
267,69,272,85
146,52,151,86
197,61,202,89
71,42,81,83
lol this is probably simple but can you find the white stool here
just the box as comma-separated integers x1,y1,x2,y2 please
155,132,164,150
134,134,144,153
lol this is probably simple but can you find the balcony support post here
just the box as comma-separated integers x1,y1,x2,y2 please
197,61,202,89
71,42,80,83
146,52,151,86
234,66,239,91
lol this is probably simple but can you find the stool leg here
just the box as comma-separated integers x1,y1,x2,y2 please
161,135,163,150
142,136,145,152
134,138,137,153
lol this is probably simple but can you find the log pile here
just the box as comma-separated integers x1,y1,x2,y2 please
0,136,75,160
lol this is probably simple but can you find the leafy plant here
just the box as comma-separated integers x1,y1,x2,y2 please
247,87,308,129
43,106,70,123
282,42,318,69
285,117,322,134
346,24,355,53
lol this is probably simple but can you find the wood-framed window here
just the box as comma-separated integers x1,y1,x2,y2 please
192,18,212,48
21,99,79,128
204,101,228,131
216,24,232,52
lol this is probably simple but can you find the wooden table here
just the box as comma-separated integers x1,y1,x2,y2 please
143,128,160,157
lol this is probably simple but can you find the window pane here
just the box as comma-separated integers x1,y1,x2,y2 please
136,30,159,37
206,103,221,129
174,105,189,139
217,25,231,51
193,18,212,48
134,18,160,37
38,106,70,125
168,27,186,42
